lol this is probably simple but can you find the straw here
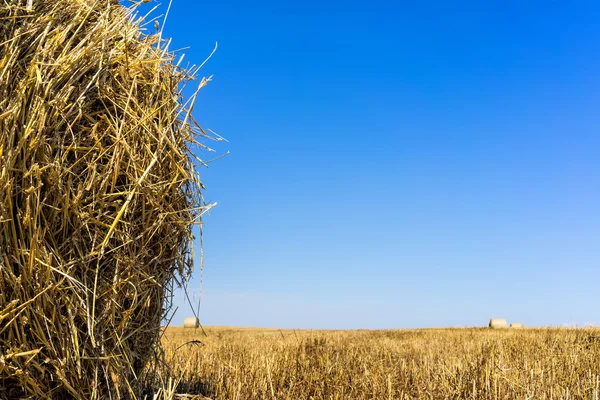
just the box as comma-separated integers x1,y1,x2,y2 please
0,0,212,397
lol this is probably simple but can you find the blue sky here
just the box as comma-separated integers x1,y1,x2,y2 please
140,1,600,329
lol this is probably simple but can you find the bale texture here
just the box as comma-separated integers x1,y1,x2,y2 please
489,318,507,329
510,323,524,328
0,1,209,398
183,317,200,329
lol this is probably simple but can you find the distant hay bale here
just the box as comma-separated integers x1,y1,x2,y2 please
0,1,212,398
184,317,200,328
510,323,524,328
489,318,507,329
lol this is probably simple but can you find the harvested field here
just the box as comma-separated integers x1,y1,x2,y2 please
163,326,600,400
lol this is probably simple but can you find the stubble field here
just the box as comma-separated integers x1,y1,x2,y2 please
161,326,600,399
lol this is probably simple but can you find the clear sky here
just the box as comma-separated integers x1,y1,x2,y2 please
139,0,600,329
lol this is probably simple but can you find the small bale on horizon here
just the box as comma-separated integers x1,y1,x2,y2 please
489,318,507,329
510,323,524,328
184,317,200,328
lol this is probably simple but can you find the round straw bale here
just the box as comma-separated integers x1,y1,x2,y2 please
0,1,210,398
184,317,200,328
510,323,524,328
489,318,507,328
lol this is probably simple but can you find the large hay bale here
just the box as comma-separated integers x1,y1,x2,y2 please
489,318,507,329
0,1,209,398
183,317,200,329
